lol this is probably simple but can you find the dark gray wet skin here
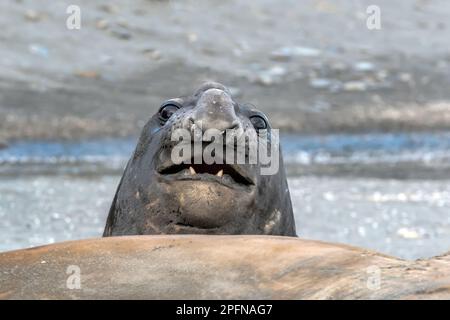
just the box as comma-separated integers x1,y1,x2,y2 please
104,82,296,236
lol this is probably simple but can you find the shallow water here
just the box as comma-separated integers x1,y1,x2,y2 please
1,132,449,259
290,177,450,259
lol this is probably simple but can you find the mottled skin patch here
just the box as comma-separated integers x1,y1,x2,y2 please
0,236,449,299
104,82,296,236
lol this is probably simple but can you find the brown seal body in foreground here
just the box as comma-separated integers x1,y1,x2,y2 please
104,82,296,236
0,236,449,299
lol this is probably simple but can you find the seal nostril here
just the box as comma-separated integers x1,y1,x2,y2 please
230,121,240,130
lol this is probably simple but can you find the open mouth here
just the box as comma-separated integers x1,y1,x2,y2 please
158,162,254,187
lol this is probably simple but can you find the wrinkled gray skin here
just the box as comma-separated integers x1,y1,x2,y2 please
104,82,296,236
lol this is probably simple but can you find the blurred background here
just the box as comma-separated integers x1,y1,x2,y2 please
0,0,449,259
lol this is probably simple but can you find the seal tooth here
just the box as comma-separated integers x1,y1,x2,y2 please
216,169,223,177
189,166,196,175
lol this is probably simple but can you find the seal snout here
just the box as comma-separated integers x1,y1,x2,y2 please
192,88,241,133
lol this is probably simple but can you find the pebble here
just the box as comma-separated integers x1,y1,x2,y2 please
266,65,287,77
74,70,101,79
323,192,336,201
270,47,294,61
187,32,198,43
254,73,274,86
398,73,412,83
253,66,287,86
270,46,321,61
330,62,348,72
353,61,375,72
202,47,218,56
397,228,421,239
343,81,367,92
291,46,322,57
29,44,49,58
96,19,109,30
309,78,332,89
24,10,43,22
143,49,162,60
376,70,389,80
110,26,132,40
116,18,129,29
99,4,119,14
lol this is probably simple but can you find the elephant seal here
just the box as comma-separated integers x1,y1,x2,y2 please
1,236,449,299
104,82,296,236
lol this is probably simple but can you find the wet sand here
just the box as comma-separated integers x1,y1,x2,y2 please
1,0,450,143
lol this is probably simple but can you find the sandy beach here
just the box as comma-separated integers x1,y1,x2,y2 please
1,0,450,143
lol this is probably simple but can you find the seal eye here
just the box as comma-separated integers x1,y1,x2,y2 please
159,102,180,122
250,115,268,131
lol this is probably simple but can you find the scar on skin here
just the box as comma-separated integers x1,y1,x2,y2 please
264,209,281,234
145,198,160,210
178,193,185,205
144,221,161,233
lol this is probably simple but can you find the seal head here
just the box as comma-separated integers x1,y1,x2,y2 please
104,82,296,236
